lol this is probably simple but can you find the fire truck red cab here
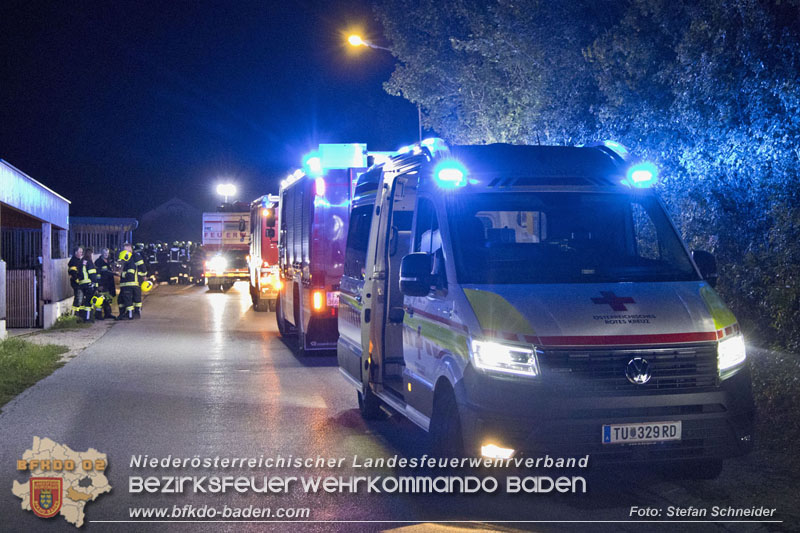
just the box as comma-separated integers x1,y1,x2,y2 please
275,143,378,353
249,195,280,311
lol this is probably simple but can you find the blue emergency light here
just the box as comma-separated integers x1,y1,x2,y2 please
625,162,658,188
433,160,468,188
303,152,323,177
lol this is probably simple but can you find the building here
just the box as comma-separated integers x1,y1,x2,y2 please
136,197,202,244
69,217,138,252
0,160,72,336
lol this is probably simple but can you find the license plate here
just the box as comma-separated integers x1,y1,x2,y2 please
327,291,340,308
602,421,681,444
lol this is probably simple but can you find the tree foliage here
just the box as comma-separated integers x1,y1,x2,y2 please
375,0,800,348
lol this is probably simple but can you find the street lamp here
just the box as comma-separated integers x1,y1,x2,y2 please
347,34,422,142
347,34,392,52
216,183,236,203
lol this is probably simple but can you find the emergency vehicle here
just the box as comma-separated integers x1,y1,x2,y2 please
201,208,250,292
337,138,754,477
249,194,280,311
275,143,391,353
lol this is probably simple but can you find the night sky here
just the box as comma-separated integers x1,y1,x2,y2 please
0,0,418,217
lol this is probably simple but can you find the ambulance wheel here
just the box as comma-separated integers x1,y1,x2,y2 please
254,297,269,312
268,299,277,312
358,388,385,420
276,298,296,338
429,386,465,457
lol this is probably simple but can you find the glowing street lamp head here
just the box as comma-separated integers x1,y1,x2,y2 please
216,183,236,201
348,34,364,47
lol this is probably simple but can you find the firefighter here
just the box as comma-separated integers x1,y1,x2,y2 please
117,244,136,320
67,245,88,319
94,247,116,320
79,247,98,322
168,241,181,284
132,244,148,317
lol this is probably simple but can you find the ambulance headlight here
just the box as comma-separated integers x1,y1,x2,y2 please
471,340,540,378
718,334,746,374
208,255,228,272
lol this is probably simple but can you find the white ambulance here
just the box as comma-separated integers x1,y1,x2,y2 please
337,139,753,478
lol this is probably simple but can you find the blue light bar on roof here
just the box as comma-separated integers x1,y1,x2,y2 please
303,152,323,176
433,159,468,189
624,162,659,188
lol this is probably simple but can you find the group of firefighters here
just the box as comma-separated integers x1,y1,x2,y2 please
67,242,153,322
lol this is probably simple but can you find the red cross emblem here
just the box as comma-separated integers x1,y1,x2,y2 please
591,291,635,311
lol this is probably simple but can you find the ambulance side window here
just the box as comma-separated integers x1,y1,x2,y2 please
414,198,447,291
344,205,373,280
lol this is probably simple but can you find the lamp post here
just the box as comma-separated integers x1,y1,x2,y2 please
348,34,422,142
216,183,236,204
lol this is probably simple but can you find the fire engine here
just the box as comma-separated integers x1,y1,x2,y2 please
249,195,280,311
201,205,250,292
275,143,390,354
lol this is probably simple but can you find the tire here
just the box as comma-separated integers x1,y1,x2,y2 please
276,298,296,338
268,299,277,312
429,386,465,458
358,388,385,420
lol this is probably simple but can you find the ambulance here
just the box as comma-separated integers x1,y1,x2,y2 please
337,139,754,477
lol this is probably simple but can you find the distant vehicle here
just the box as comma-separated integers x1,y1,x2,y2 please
275,143,389,353
249,195,280,312
338,138,754,478
202,209,250,292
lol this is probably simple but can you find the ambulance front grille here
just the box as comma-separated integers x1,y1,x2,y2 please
541,344,719,394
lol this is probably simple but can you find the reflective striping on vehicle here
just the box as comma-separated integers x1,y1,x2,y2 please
538,331,719,346
463,288,536,335
407,307,468,333
699,285,738,330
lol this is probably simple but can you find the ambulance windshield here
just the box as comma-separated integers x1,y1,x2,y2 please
447,192,699,284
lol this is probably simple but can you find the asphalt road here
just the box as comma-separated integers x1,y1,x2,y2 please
0,283,794,532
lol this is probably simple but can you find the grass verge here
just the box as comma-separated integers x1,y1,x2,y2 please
48,314,91,331
0,338,68,408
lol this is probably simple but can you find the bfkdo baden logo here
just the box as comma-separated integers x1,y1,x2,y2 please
31,477,63,518
12,437,111,528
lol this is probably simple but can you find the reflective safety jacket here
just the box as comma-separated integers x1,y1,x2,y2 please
94,256,116,294
83,258,98,285
120,252,148,288
68,255,83,287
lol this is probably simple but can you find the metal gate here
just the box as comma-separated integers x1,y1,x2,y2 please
6,269,40,328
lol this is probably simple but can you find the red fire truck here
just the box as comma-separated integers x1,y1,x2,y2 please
248,194,280,311
275,143,383,353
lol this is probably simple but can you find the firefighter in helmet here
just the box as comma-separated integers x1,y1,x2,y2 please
67,245,88,319
80,247,100,322
117,243,137,320
94,247,116,320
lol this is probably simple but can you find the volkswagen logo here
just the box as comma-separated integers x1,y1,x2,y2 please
625,357,652,385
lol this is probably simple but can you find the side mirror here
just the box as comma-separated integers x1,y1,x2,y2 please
692,250,718,287
400,253,433,296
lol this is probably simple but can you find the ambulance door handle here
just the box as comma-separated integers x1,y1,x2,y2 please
364,309,371,323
